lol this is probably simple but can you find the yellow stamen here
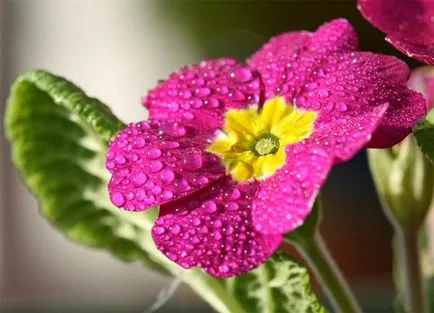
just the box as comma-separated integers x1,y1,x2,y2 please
207,96,317,182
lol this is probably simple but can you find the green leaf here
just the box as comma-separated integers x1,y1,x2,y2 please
368,136,434,232
5,70,324,313
414,117,434,164
227,253,327,313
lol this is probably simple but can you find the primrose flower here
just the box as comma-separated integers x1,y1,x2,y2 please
106,19,426,278
358,0,434,65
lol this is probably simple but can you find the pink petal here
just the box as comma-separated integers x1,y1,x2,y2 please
106,121,224,211
358,0,434,64
250,18,425,152
248,19,358,100
387,36,434,66
368,85,427,147
295,52,425,153
252,143,333,234
152,178,283,278
143,58,261,131
408,66,434,111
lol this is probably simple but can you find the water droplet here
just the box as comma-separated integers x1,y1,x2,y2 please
182,153,203,170
219,265,229,273
232,68,252,82
115,155,126,165
230,189,241,200
213,219,223,228
336,102,348,112
110,192,125,207
306,82,318,91
161,190,174,200
202,200,217,213
132,172,147,186
195,87,211,97
160,169,175,184
147,148,162,159
149,160,163,173
171,224,181,234
161,141,180,149
152,185,162,195
154,226,166,235
226,202,239,211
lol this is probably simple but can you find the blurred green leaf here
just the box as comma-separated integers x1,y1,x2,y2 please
227,252,327,313
368,136,434,232
5,70,324,313
414,116,434,165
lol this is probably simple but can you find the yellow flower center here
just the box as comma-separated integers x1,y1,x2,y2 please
207,97,317,182
207,96,318,182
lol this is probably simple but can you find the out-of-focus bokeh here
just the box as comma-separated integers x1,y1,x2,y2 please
0,1,420,312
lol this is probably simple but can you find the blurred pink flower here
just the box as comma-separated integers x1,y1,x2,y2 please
106,19,426,278
409,66,434,111
358,0,434,64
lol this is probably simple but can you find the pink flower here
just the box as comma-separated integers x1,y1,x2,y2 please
408,67,434,111
358,0,434,65
106,19,426,278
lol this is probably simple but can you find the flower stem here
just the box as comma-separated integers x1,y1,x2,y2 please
396,229,426,313
285,234,362,313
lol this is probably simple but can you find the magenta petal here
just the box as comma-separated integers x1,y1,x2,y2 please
387,36,434,66
143,58,262,131
152,178,283,278
368,86,427,148
295,52,424,153
358,0,434,64
248,19,358,99
106,121,225,211
252,143,332,235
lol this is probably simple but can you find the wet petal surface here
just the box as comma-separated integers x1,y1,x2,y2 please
152,178,283,278
253,142,332,234
358,0,434,64
143,58,262,130
106,121,225,211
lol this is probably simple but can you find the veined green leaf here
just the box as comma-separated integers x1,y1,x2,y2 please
227,253,327,313
5,70,324,313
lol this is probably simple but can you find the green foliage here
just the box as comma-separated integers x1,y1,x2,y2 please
368,136,434,232
414,113,434,165
227,253,327,313
5,70,325,313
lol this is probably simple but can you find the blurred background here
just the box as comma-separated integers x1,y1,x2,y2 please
0,0,423,312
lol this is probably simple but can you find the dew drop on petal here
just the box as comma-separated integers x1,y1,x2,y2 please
149,160,163,173
132,172,147,186
110,192,125,207
160,169,175,184
154,226,166,234
147,148,162,160
183,153,203,170
202,200,217,213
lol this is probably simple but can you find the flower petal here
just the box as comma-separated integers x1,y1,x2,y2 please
106,121,225,211
152,178,283,278
408,66,434,111
387,37,434,66
143,58,262,130
252,143,333,234
358,0,434,64
294,52,425,154
248,19,358,99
